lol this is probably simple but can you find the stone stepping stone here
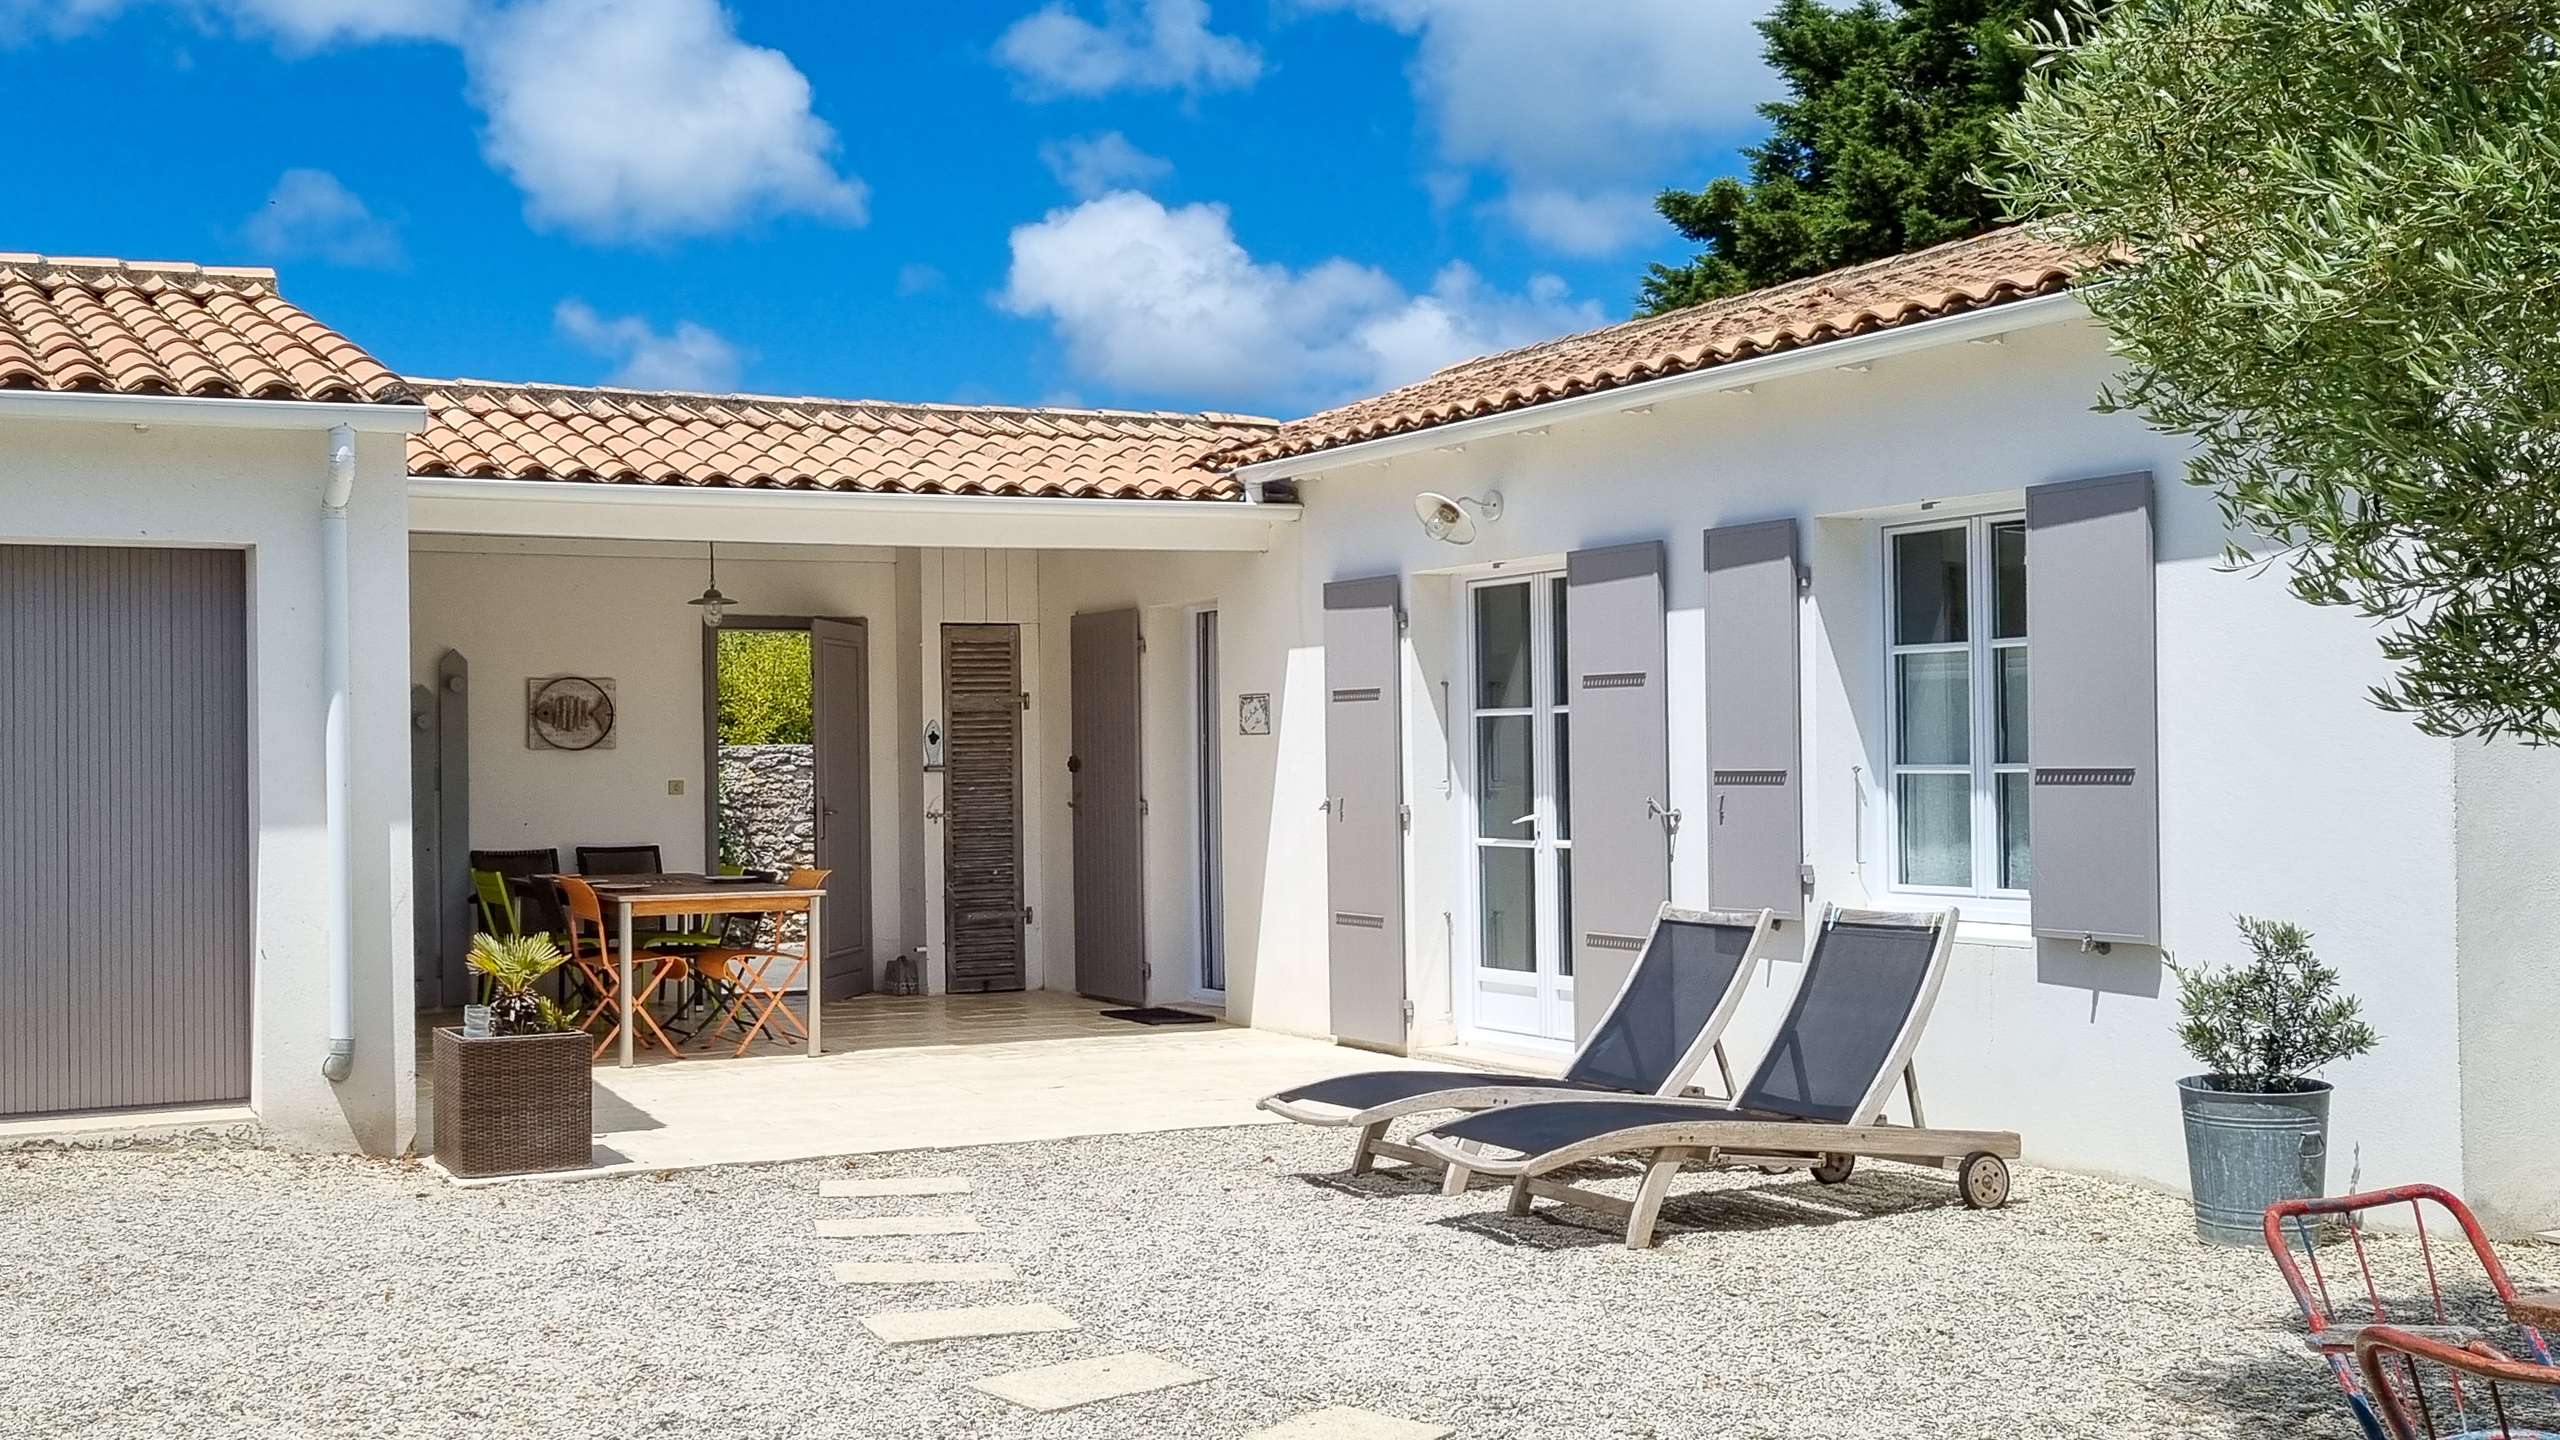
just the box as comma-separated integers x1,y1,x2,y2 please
859,1303,1079,1345
968,1350,1211,1413
829,1260,1017,1286
815,1215,982,1238
1245,1406,1456,1440
822,1176,973,1198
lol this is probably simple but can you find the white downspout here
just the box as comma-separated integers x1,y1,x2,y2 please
319,424,357,1083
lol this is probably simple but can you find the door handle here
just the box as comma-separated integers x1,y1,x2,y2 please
1645,797,1681,835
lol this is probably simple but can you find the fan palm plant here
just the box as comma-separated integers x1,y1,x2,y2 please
466,932,575,1037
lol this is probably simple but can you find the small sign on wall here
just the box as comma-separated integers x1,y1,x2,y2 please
527,675,617,751
1238,692,1271,736
922,718,945,771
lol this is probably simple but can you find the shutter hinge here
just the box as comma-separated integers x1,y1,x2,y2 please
1138,634,1148,654
1398,803,1412,832
1396,608,1410,634
1799,863,1816,888
1796,563,1814,595
1139,797,1150,817
1022,905,1035,926
1401,998,1416,1024
1143,961,1154,981
1020,691,1030,712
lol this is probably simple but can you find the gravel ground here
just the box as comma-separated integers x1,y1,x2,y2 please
2,1124,2549,1440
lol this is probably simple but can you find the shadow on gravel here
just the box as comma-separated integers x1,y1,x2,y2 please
1431,1169,1965,1249
2149,1322,2351,1437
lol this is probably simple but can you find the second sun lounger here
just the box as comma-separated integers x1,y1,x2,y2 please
1258,905,1774,1186
1411,905,2020,1247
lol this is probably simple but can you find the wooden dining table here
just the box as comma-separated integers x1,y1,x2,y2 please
582,874,829,1068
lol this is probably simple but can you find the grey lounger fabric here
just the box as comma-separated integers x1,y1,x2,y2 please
1424,911,1943,1155
1264,909,1762,1116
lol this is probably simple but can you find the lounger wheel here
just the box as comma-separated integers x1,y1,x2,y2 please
1958,1151,2012,1210
1811,1154,1855,1185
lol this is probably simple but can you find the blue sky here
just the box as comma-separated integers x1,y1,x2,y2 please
0,1,1778,418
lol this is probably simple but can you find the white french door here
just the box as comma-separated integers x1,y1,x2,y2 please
1462,572,1575,1047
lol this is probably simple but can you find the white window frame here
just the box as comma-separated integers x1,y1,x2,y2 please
1187,605,1226,1002
1452,568,1576,1053
1879,511,2030,917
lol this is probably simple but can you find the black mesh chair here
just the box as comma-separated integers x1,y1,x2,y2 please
467,847,565,940
575,844,721,951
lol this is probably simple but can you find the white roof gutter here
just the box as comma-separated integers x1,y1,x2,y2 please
407,474,1301,553
1236,290,2087,484
0,389,427,434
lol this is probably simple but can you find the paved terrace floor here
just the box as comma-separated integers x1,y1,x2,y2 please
416,991,1431,1176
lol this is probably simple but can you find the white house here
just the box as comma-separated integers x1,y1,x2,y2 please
5,233,2556,1230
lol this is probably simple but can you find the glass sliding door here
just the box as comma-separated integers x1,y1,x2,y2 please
1464,573,1575,1045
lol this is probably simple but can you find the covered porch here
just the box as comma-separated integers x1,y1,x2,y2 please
402,383,1323,1113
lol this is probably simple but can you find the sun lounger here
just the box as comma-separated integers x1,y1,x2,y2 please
1259,906,1774,1189
1411,905,2020,1248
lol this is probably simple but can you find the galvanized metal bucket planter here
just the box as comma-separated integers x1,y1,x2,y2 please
2178,1074,2330,1246
432,1026,593,1178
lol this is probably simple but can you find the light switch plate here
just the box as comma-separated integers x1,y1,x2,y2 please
667,779,684,795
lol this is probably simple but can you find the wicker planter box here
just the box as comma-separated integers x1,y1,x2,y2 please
432,1027,593,1178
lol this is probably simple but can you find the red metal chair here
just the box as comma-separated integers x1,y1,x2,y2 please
2264,1184,2557,1439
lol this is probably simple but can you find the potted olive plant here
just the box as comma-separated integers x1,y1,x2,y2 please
432,933,592,1178
2172,917,2380,1245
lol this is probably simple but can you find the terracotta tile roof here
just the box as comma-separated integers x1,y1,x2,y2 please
0,253,412,405
408,380,1276,501
1216,226,2091,468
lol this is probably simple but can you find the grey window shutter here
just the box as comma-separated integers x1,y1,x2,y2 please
1323,576,1408,1050
1565,540,1671,1039
1704,519,1804,920
2026,473,2159,946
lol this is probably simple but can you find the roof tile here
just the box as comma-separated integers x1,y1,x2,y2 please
408,381,1280,502
0,254,411,404
1211,226,2091,467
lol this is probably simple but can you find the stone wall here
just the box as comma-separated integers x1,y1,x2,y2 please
717,744,816,947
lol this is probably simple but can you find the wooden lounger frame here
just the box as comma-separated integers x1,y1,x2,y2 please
1258,906,1778,1190
1415,905,2024,1248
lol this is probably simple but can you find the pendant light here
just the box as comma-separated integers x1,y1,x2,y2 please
688,541,734,628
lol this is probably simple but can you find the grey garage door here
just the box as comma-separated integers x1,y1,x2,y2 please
0,544,252,1117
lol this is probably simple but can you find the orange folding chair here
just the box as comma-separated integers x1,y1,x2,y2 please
691,867,830,1057
555,875,691,1060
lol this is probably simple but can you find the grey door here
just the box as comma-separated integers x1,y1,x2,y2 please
1323,576,1407,1051
942,624,1025,992
2027,473,2160,946
1,544,251,1117
1070,609,1146,1003
1705,519,1805,919
1565,541,1672,1037
812,618,872,995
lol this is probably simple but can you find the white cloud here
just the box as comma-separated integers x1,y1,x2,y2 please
1039,131,1174,198
995,0,1260,98
7,0,863,244
555,298,746,391
1001,191,1599,410
240,168,405,267
1309,0,1777,254
468,0,866,241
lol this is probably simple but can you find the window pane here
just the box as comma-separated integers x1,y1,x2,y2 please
1475,583,1532,709
1893,527,1968,644
1549,575,1570,707
1553,712,1571,842
1898,774,1972,887
1996,647,2028,764
1556,849,1574,978
1992,521,2027,640
1998,772,2032,890
1479,847,1536,972
1476,716,1534,838
1895,652,1971,765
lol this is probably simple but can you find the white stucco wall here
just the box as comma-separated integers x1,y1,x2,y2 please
0,414,417,1154
406,538,909,975
1197,309,2527,1210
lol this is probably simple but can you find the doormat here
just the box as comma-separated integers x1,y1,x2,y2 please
1098,1007,1217,1027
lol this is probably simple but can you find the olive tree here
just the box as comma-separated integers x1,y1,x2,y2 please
1992,0,2560,738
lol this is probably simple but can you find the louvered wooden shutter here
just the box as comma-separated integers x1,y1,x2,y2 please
1564,540,1671,1038
942,624,1025,992
1323,576,1408,1050
2026,473,2160,947
1705,519,1805,919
